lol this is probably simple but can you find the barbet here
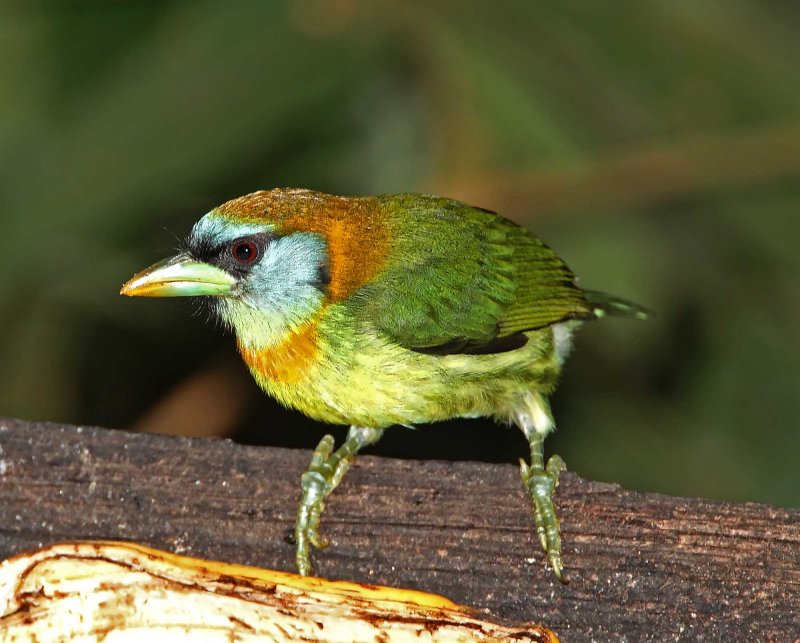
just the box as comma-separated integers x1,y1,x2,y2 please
121,188,648,581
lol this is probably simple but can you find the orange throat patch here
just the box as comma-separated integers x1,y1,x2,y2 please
237,319,321,385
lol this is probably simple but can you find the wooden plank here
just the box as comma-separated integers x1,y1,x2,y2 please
0,418,797,640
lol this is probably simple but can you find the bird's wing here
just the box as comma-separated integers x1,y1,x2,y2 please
350,195,594,353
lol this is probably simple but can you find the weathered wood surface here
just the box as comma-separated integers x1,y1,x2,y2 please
0,418,797,641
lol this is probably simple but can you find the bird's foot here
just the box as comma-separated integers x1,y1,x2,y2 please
295,434,351,575
295,426,385,576
520,454,567,582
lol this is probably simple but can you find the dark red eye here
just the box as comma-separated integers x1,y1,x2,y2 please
232,240,258,264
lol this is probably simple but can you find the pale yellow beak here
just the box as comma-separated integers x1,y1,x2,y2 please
120,253,235,297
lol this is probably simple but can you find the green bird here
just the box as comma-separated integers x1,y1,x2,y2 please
121,188,648,582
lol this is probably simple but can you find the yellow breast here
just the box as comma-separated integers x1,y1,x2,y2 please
236,303,563,429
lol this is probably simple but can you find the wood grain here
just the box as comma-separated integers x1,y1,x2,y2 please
0,418,797,640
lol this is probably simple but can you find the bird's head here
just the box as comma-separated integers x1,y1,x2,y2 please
121,189,385,349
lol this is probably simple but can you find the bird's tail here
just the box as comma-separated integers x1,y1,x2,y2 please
585,290,652,320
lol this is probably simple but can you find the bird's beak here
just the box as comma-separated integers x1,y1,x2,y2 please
120,253,235,297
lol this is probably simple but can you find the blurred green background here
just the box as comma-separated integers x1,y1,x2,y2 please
1,1,798,507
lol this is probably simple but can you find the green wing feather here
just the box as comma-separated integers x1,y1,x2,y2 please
351,194,595,352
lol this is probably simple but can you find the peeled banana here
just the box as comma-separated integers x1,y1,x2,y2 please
0,541,556,642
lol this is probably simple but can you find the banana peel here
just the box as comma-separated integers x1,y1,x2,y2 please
0,541,557,642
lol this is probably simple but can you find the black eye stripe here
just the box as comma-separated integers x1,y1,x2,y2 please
186,231,274,272
184,236,218,263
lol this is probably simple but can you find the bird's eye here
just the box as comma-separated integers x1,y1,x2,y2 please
231,239,259,264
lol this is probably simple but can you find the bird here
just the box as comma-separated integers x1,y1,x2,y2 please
121,188,648,582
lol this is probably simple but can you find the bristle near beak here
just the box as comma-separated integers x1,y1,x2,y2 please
121,253,236,297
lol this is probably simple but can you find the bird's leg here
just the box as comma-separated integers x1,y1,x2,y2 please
295,425,384,576
516,392,567,583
